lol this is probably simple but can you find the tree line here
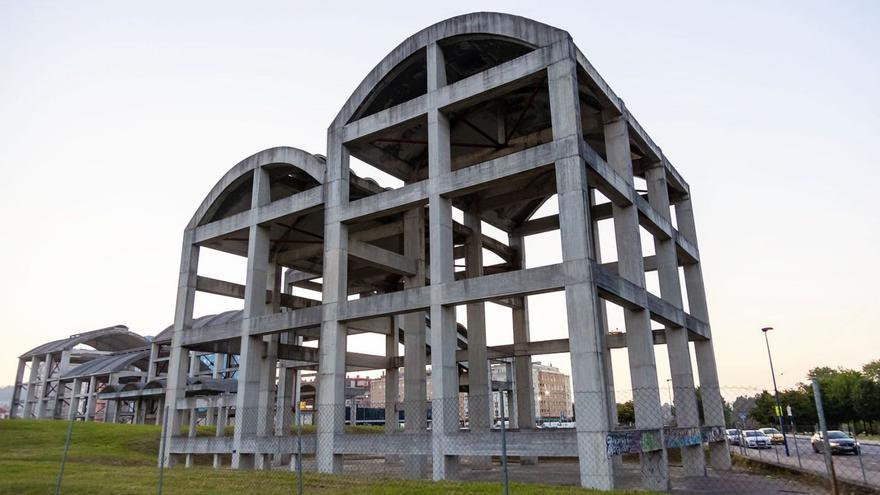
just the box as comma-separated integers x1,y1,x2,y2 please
612,360,879,434
735,360,880,434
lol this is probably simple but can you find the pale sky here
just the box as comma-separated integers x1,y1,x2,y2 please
1,1,878,399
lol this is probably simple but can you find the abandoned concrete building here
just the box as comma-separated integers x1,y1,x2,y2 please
9,12,731,490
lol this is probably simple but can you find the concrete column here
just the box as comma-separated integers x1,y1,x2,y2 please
275,360,295,466
401,206,429,477
105,374,120,423
185,401,197,467
255,263,281,469
548,55,614,490
426,40,459,481
214,402,229,469
11,358,26,419
675,197,732,470
384,317,400,465
589,190,619,432
45,351,71,419
509,234,537,464
86,376,98,421
646,164,704,475
162,229,200,467
233,165,273,469
214,404,229,469
464,203,491,442
384,323,399,433
209,352,224,428
23,356,42,418
155,397,164,426
316,129,350,474
67,378,82,420
604,114,667,490
147,344,160,379
35,353,52,419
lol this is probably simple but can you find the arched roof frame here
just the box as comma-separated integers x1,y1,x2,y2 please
332,12,569,129
187,146,326,230
20,325,148,359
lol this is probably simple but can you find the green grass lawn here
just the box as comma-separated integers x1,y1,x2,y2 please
0,419,639,494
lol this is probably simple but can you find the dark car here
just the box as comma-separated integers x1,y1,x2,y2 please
811,430,861,455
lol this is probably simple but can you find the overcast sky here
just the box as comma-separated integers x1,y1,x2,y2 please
1,1,877,399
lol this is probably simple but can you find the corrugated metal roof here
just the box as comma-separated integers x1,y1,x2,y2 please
20,325,148,359
152,310,243,344
61,349,150,379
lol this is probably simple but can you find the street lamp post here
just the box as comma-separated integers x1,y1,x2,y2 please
762,326,790,456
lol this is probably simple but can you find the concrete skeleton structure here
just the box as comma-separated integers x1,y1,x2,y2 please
9,13,730,491
9,326,153,423
158,12,731,490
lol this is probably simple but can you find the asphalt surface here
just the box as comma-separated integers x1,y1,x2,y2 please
731,434,880,488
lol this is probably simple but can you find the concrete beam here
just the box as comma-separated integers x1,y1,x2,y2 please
195,276,318,309
193,186,324,244
348,239,417,276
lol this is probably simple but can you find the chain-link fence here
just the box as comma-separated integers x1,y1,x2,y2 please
4,381,879,494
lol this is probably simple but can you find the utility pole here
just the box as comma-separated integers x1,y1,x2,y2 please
761,327,789,456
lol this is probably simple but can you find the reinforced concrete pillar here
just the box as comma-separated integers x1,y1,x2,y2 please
185,402,197,467
86,376,98,421
46,351,70,419
214,402,229,468
426,40,459,481
464,203,491,465
147,343,159,379
275,360,295,466
383,318,400,464
233,165,272,469
548,55,614,490
23,356,42,418
589,190,620,432
316,129,350,474
68,378,82,420
11,358,26,419
255,263,281,469
35,353,51,419
162,230,200,467
105,374,120,423
208,353,225,428
401,205,428,477
646,164,704,475
155,397,164,426
605,113,667,490
676,197,732,470
509,234,537,465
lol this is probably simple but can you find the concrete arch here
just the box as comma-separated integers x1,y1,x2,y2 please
187,146,326,230
331,12,568,128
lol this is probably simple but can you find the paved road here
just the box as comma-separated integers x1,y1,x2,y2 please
731,434,880,488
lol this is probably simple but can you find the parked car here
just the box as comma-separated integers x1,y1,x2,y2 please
759,427,785,444
740,430,772,449
811,430,860,455
726,428,741,446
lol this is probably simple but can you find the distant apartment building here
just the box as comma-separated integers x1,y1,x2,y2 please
532,362,573,420
367,370,434,409
489,361,572,421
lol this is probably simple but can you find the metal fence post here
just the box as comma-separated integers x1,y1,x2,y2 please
499,390,509,495
54,415,75,495
790,417,802,469
811,378,838,495
296,404,303,495
852,430,868,484
158,405,170,495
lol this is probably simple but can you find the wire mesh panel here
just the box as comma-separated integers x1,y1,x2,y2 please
5,383,872,493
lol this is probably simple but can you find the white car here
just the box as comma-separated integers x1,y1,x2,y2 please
726,428,741,446
740,430,772,449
